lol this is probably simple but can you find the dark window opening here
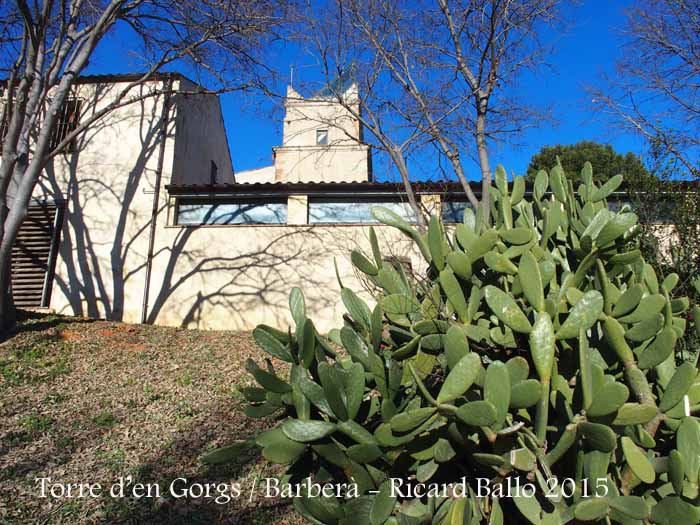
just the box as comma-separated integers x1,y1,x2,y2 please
210,160,218,185
49,98,82,153
316,129,329,146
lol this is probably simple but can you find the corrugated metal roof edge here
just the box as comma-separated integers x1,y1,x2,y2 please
166,180,474,194
166,179,696,195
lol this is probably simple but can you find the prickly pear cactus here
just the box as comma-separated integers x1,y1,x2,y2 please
208,163,700,524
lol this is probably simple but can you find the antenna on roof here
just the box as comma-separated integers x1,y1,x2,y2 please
289,62,319,90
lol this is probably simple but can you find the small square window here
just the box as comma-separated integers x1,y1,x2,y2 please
316,129,328,146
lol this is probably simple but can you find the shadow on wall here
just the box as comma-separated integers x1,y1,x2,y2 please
42,88,162,321
145,225,332,329
38,86,335,328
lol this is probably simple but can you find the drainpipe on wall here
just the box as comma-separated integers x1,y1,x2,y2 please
140,79,173,324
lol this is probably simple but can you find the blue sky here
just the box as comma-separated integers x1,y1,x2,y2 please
506,1,642,172
87,1,642,181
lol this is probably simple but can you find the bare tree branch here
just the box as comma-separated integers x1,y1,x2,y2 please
591,0,700,179
0,0,286,329
291,0,558,223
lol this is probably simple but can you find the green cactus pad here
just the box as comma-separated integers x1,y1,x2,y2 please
556,290,604,340
437,353,481,403
484,285,532,333
282,419,336,442
587,381,630,417
621,436,655,483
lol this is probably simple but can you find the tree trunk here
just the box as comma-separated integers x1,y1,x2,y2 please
0,176,31,333
0,200,17,333
391,146,427,229
476,108,491,222
0,255,17,333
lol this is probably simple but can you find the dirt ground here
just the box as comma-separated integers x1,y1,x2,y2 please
0,311,304,524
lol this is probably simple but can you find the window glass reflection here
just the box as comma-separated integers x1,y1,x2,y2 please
177,200,287,225
308,200,416,224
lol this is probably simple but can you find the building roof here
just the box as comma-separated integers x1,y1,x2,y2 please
166,180,494,197
313,65,357,98
166,178,699,197
74,72,197,85
1,71,200,89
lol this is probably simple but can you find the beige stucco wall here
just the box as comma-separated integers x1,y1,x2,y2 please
21,77,419,333
643,223,688,261
282,85,361,148
27,78,243,325
235,165,275,184
273,84,370,183
29,80,175,321
273,144,371,184
232,84,371,185
148,219,422,332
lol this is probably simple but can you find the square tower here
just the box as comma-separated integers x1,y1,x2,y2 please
273,83,371,183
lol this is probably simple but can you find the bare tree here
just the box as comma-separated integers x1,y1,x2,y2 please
292,0,558,226
591,0,700,178
0,0,283,330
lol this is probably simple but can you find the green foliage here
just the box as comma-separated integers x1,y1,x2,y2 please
526,141,650,184
92,410,117,428
19,412,54,435
624,150,700,363
632,190,697,282
221,162,700,524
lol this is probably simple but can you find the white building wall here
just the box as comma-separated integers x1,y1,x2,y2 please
235,165,275,184
273,144,371,183
281,85,361,147
11,76,422,333
25,78,237,323
30,80,174,321
273,84,371,183
148,219,422,332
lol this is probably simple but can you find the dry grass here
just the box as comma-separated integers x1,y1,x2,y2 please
0,311,305,524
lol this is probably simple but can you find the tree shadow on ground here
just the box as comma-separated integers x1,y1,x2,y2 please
0,309,96,344
0,316,303,525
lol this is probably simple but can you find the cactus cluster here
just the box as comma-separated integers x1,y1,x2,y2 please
207,163,700,524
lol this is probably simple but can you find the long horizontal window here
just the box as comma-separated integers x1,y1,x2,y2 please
442,201,473,223
308,199,416,224
176,199,287,225
608,197,633,213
